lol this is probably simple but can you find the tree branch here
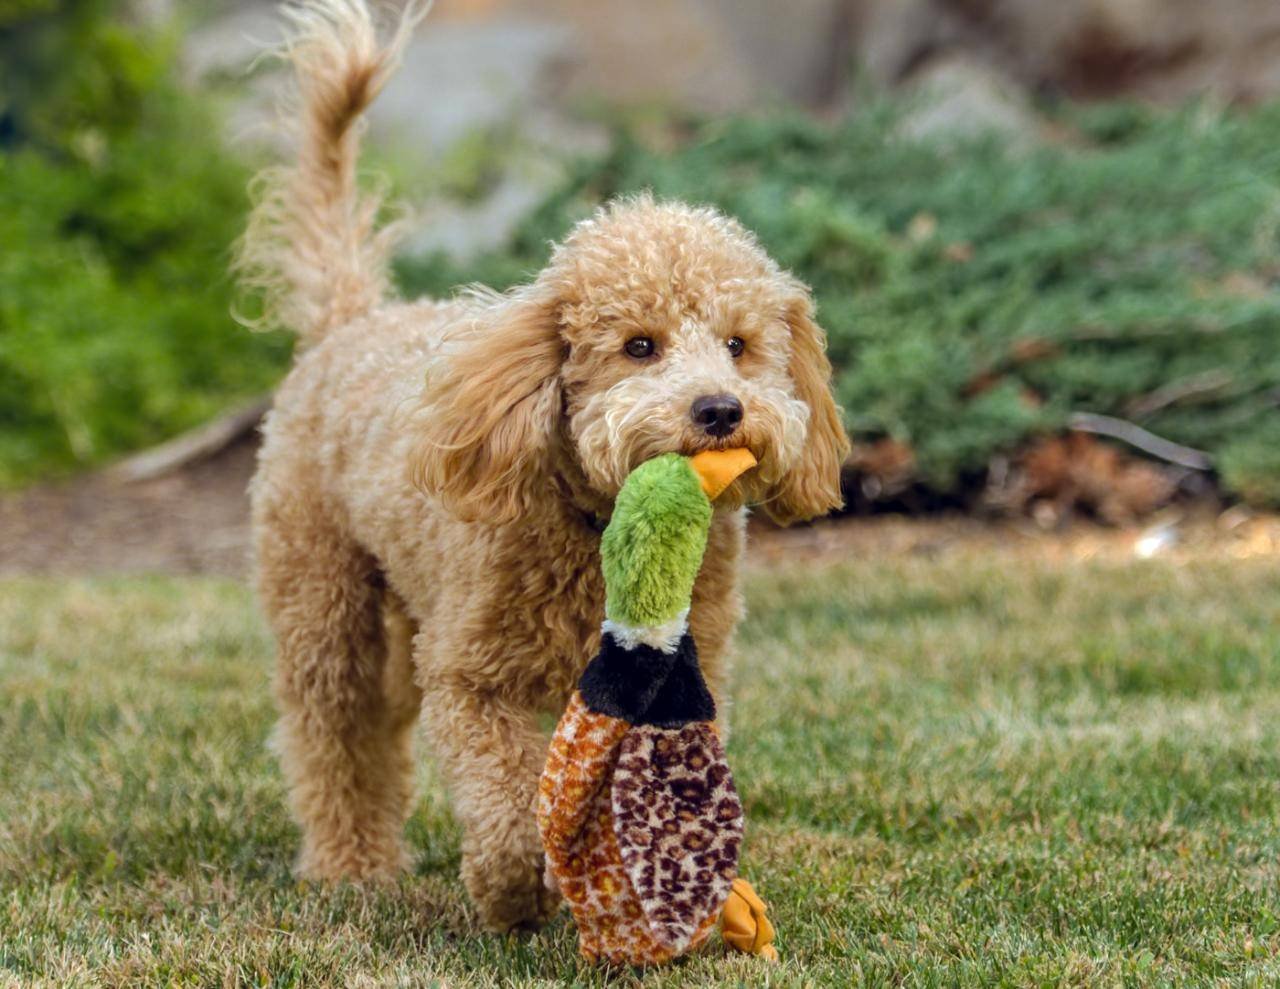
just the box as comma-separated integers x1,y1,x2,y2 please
1067,412,1212,471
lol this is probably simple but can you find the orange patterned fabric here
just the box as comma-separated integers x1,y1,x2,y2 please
538,691,730,965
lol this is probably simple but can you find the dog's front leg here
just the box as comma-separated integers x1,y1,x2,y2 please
421,675,559,931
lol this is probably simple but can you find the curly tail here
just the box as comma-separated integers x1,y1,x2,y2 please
236,0,428,346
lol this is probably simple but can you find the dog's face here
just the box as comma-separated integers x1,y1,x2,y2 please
557,204,812,511
412,198,849,526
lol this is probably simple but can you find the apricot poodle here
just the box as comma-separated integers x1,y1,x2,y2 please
237,0,849,932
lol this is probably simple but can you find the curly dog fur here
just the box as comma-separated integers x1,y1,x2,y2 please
237,0,849,932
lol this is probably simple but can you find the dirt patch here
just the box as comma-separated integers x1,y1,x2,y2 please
0,436,258,578
749,507,1280,570
2,432,1277,578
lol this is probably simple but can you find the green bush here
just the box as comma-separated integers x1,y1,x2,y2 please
400,99,1280,506
0,1,289,486
6,5,1278,513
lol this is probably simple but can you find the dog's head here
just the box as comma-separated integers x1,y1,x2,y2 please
410,196,849,526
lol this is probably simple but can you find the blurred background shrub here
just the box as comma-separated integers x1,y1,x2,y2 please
400,101,1280,508
3,0,1279,515
0,0,289,486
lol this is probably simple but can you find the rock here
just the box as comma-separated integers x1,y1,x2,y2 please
183,3,608,261
184,0,1280,125
850,0,1280,104
436,0,850,111
369,18,580,157
180,2,284,82
853,0,967,84
185,6,588,157
372,20,607,260
899,55,1042,148
403,149,565,261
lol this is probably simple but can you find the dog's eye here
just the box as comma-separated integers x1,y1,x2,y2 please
726,336,745,358
624,337,655,359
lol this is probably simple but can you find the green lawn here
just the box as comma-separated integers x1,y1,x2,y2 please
3,548,1280,986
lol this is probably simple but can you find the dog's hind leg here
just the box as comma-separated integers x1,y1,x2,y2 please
256,500,420,880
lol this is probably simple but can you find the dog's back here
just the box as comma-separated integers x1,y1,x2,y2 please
240,0,463,571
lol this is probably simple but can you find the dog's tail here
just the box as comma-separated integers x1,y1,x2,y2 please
235,0,428,347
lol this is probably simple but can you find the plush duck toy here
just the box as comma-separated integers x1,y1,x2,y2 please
537,448,776,966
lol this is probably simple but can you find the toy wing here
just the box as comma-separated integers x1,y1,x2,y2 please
611,720,743,953
537,632,741,966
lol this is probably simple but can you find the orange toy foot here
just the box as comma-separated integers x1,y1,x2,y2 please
721,877,778,961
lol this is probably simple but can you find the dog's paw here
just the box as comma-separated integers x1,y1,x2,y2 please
296,835,410,884
463,845,562,933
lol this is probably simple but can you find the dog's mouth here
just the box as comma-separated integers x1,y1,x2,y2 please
593,434,771,510
677,439,770,506
678,434,759,459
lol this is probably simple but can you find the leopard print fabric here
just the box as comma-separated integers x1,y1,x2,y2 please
538,692,739,965
612,723,743,953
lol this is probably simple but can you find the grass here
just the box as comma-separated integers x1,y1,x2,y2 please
3,548,1280,986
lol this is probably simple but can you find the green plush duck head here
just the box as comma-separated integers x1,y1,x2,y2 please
600,448,758,654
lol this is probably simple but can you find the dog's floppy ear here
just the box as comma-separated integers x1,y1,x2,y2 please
410,290,564,525
764,291,850,525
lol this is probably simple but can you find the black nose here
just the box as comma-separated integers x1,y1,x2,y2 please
690,393,744,438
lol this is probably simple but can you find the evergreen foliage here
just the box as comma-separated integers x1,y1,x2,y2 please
4,1,1277,511
0,1,289,485
401,99,1280,506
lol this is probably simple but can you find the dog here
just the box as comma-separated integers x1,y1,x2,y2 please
237,0,849,933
